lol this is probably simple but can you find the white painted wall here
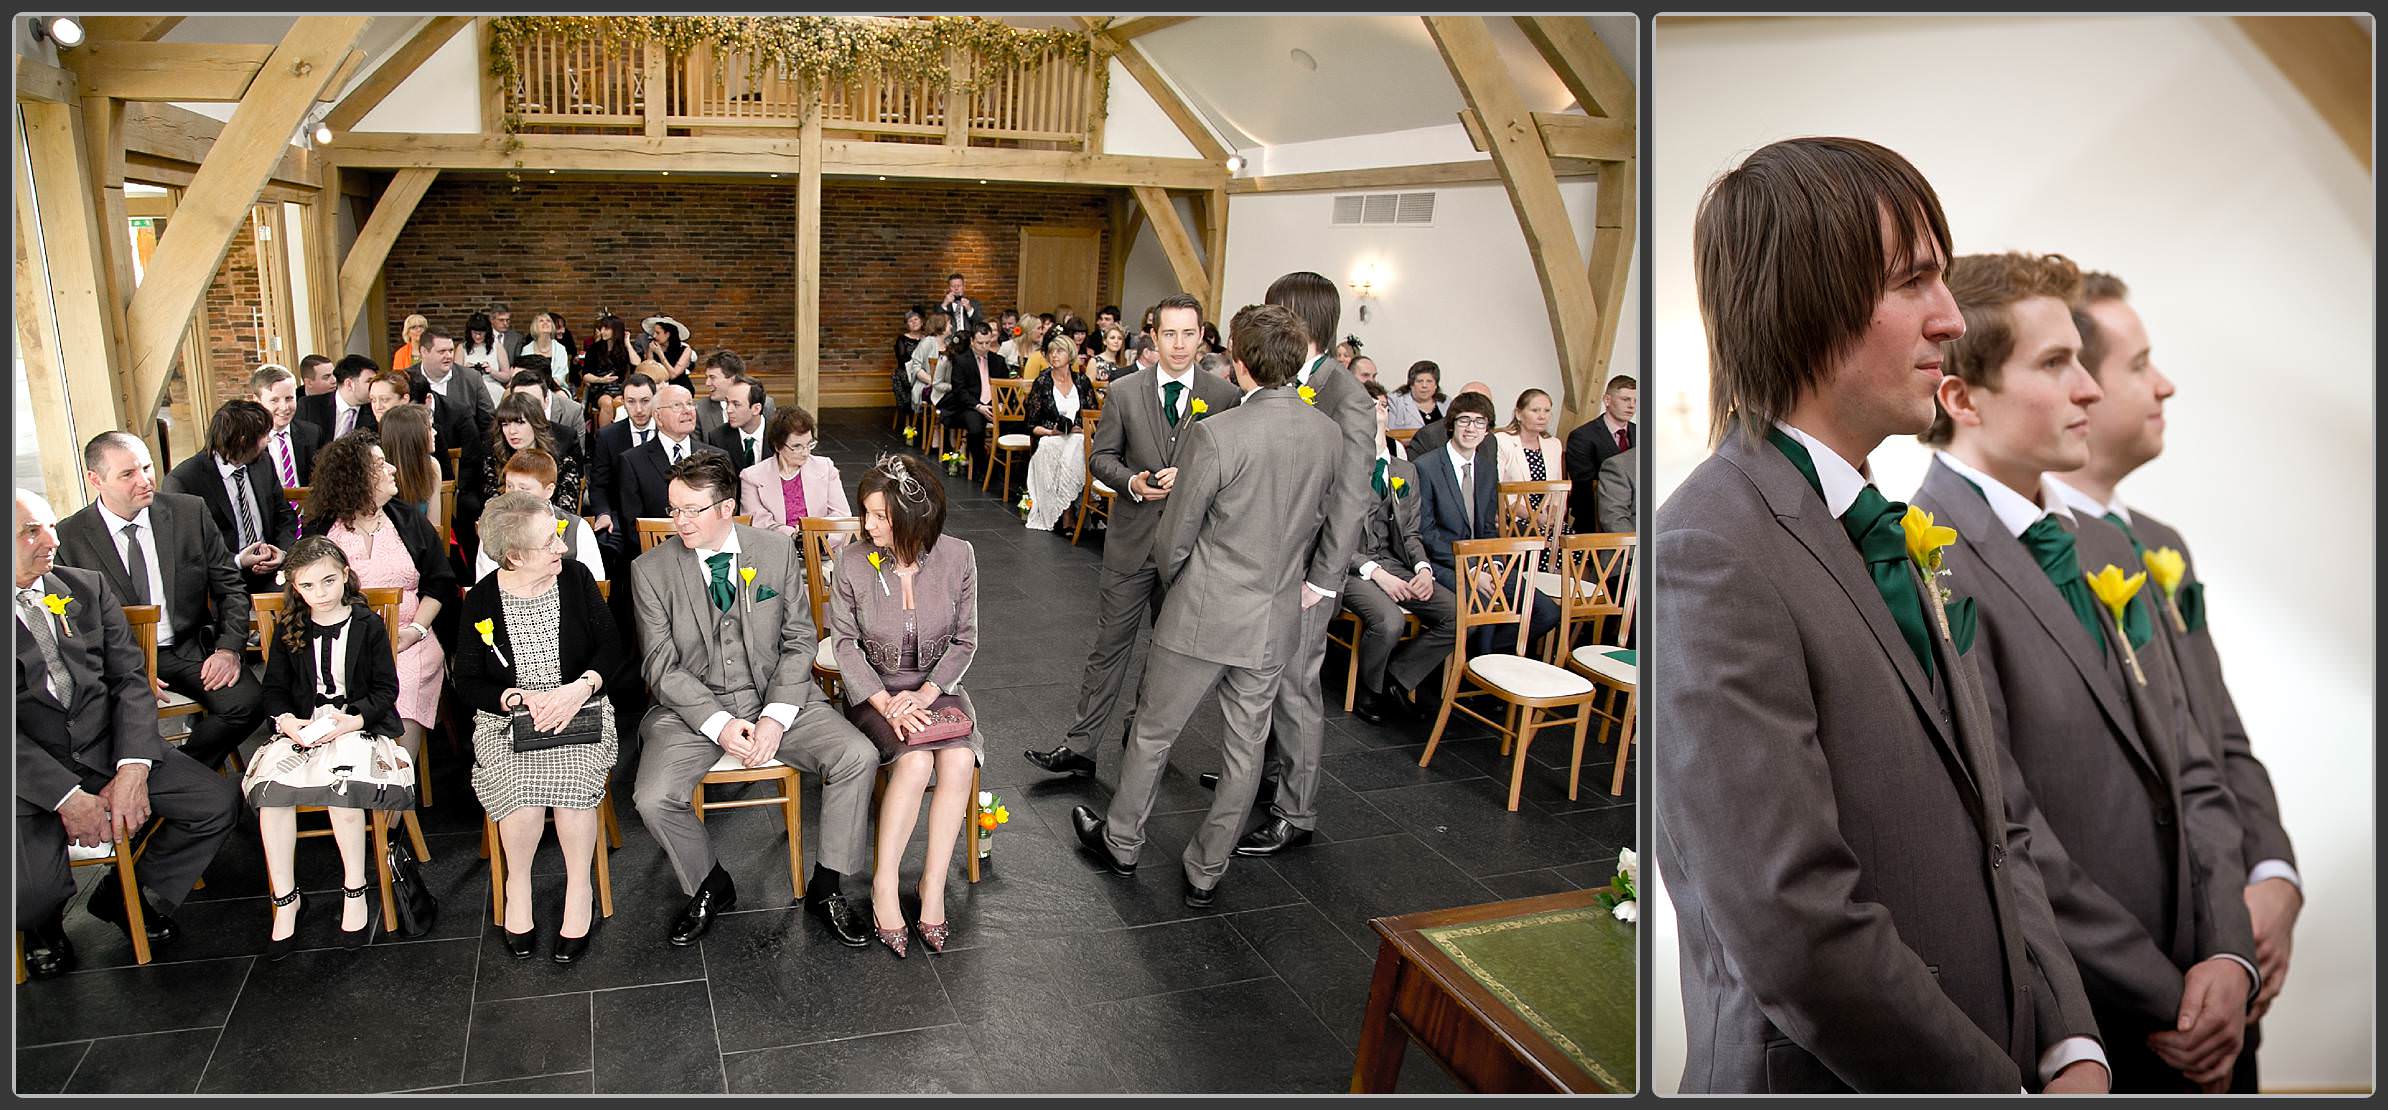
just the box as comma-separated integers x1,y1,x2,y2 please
353,23,481,134
1099,56,1205,160
1650,14,2374,1092
1250,122,1485,176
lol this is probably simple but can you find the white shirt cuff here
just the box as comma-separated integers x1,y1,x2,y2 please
54,785,84,811
1357,561,1383,582
2037,1036,2108,1088
2207,953,2261,999
1305,582,1337,601
115,758,153,770
761,703,799,730
2248,859,2301,891
1413,562,1432,576
700,711,731,744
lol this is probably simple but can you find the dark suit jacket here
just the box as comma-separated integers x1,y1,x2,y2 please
55,491,251,656
1565,417,1636,529
1655,433,2094,1091
270,420,327,486
452,559,627,716
161,452,297,590
585,417,658,526
937,349,1015,415
296,392,375,444
1411,443,1502,573
705,420,769,471
1913,458,2254,1034
260,601,403,740
1086,366,1242,573
16,567,171,814
615,435,727,527
1410,414,1453,458
1297,356,1381,598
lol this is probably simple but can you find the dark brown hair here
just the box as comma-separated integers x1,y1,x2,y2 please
1446,390,1498,428
377,404,439,507
665,451,739,507
1604,374,1638,394
1262,272,1337,356
2070,269,2131,380
766,404,817,454
1693,137,1952,447
1920,252,2084,446
856,453,947,566
277,535,366,658
1152,291,1204,330
1228,304,1309,388
303,430,385,531
488,392,554,463
210,399,272,461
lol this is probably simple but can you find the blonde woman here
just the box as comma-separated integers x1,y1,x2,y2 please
391,313,429,372
1492,387,1566,541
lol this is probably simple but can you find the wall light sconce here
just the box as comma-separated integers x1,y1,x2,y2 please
1349,262,1387,323
28,15,83,50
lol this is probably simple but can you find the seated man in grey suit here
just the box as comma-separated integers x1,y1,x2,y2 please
1915,251,2255,1093
16,488,240,976
2056,271,2297,1092
1413,390,1558,656
60,432,266,771
630,453,877,948
1341,380,1457,725
1655,137,2104,1092
1593,446,1636,535
1070,304,1338,906
695,350,775,442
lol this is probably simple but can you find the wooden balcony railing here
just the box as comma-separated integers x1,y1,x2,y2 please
500,25,1103,148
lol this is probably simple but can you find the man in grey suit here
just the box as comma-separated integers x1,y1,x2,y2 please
1593,446,1636,534
1026,293,1240,778
629,453,878,949
695,350,776,442
1340,380,1456,726
17,489,239,974
1070,304,1338,904
2053,272,2297,1092
1655,137,2105,1092
1914,250,2255,1092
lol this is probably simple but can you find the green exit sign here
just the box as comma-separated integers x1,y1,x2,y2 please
130,218,154,228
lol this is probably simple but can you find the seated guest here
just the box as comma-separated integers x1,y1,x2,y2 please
250,363,324,487
907,316,952,413
244,537,414,957
1493,387,1567,535
936,322,1012,467
1386,360,1446,431
378,403,444,524
740,404,850,539
1563,373,1637,532
507,368,585,457
302,354,382,441
304,432,456,774
585,372,659,547
630,453,878,949
696,350,775,441
1348,355,1379,388
1413,391,1558,654
1408,379,1494,457
468,393,586,527
644,316,697,393
1022,334,1090,533
365,369,410,430
476,450,607,582
16,487,239,974
1595,447,1636,535
459,310,511,381
62,433,266,771
455,492,625,964
1087,324,1129,384
515,311,576,396
1197,350,1235,383
391,313,427,372
830,456,983,957
1344,382,1458,724
164,399,295,595
892,308,928,411
298,353,337,397
610,383,722,541
704,375,771,470
577,313,637,425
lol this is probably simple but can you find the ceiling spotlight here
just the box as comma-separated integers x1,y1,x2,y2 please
769,172,780,178
1225,154,1245,174
877,176,887,182
29,16,83,49
661,170,670,176
312,122,335,146
978,179,988,185
548,169,558,174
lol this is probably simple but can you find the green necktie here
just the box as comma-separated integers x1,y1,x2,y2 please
1372,458,1389,498
2017,516,2113,652
2099,511,2155,649
1162,380,1183,427
706,551,735,612
1767,430,1938,676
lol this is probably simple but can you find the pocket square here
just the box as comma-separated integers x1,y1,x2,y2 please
756,586,779,603
1946,596,1979,656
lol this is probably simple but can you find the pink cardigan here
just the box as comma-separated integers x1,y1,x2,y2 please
739,455,852,537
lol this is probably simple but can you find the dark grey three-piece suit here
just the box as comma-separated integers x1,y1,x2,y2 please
1339,455,1458,697
1655,433,2097,1092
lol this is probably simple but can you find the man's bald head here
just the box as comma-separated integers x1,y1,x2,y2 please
653,383,699,439
15,487,60,588
1457,380,1493,398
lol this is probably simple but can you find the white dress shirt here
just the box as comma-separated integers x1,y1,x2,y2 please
92,501,174,647
685,528,798,743
1129,367,1199,505
1774,422,1871,517
655,432,695,466
623,417,656,449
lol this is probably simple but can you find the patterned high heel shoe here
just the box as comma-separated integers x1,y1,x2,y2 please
874,919,909,959
338,883,371,949
913,919,951,955
265,887,304,962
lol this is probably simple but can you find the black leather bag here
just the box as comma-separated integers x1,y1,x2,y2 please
509,700,606,753
385,836,439,938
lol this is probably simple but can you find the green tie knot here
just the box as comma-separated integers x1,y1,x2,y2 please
1162,380,1183,427
1767,429,1940,676
706,551,736,612
1372,458,1389,498
2020,516,2116,652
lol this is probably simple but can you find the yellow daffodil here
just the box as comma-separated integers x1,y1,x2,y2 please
867,552,883,571
2143,546,2186,598
473,618,496,646
1899,506,1957,573
1190,398,1209,416
39,592,70,617
556,518,570,536
2084,564,2146,622
740,566,757,589
1390,476,1407,494
1298,385,1318,406
903,425,918,442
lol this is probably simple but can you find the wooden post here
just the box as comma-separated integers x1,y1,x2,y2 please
78,94,140,423
795,101,823,413
643,40,667,138
943,47,969,147
13,128,93,510
19,99,130,441
1202,185,1228,319
335,167,439,339
479,17,505,136
311,163,346,358
1581,160,1636,427
1131,186,1209,313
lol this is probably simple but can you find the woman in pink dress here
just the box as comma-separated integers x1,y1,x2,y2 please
301,432,460,769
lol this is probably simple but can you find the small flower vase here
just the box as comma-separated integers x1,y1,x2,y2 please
977,829,994,860
944,457,961,477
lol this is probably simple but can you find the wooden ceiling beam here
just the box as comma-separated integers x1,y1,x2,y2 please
120,101,316,188
1132,186,1210,312
16,57,78,103
1460,109,1632,165
1077,16,1229,164
64,41,364,103
2234,15,2371,171
1105,16,1196,42
325,15,473,133
1513,16,1635,121
334,168,437,339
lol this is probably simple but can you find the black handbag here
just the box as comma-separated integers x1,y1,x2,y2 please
385,836,439,938
510,699,607,753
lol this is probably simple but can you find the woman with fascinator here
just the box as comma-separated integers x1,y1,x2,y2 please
825,453,985,959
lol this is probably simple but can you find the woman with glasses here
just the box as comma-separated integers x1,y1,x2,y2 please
739,404,851,540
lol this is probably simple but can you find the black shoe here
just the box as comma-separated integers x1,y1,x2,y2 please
1197,773,1278,807
22,917,74,980
1351,689,1395,726
338,883,371,949
88,879,179,946
669,865,738,947
1069,805,1135,876
807,892,870,948
1234,817,1315,857
264,887,303,962
502,926,537,959
552,924,592,965
1024,744,1097,777
1184,880,1217,910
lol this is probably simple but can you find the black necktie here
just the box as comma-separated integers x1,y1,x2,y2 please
231,467,260,551
668,440,683,466
120,523,153,605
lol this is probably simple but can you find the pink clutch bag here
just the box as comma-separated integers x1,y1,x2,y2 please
846,693,971,747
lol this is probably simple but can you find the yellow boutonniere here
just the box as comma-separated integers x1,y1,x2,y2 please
556,518,570,536
903,425,918,442
2142,546,2189,633
740,566,757,590
1899,506,1958,574
867,551,890,596
475,617,508,667
1298,385,1318,406
39,592,72,636
2084,564,2148,685
1190,398,1209,416
1390,475,1407,494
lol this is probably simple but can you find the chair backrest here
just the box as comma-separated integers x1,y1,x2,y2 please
596,579,612,601
445,446,463,474
360,587,405,653
797,516,866,633
990,377,1031,423
1451,536,1545,661
435,479,458,548
250,594,286,662
1079,408,1102,478
1555,532,1637,647
282,485,310,508
122,604,163,689
1496,479,1572,542
1387,427,1418,445
254,590,402,663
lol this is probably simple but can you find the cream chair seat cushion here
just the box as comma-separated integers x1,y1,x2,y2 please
1466,653,1593,699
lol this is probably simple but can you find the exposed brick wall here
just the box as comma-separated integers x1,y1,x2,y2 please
379,176,1110,407
196,210,266,415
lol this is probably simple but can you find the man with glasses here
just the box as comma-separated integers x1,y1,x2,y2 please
629,453,878,948
1414,392,1559,656
611,383,724,544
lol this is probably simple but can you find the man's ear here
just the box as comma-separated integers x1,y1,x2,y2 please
1935,374,1982,436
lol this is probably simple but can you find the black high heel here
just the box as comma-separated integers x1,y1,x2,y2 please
338,883,371,949
265,887,303,962
552,915,594,965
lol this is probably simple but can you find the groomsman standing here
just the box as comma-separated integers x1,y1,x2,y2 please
1914,250,2256,1093
1655,137,2103,1092
2050,270,2299,1091
1070,304,1338,904
1026,294,1239,778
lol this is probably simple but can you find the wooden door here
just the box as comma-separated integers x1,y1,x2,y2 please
1017,226,1101,323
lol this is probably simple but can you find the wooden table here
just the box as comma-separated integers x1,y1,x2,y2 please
1350,888,1634,1093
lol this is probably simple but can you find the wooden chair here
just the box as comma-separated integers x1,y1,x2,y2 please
1387,427,1419,447
1558,534,1639,797
693,756,805,900
70,835,153,965
434,479,458,550
1496,479,1572,545
985,378,1034,495
121,605,202,724
445,447,463,475
484,787,622,926
799,516,864,701
1326,608,1419,713
1548,533,1636,664
636,516,753,553
1416,537,1598,811
868,762,986,884
1070,409,1113,546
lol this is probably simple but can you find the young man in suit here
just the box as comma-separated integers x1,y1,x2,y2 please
1413,391,1559,656
703,375,770,469
1564,374,1638,530
2050,270,2296,1091
586,371,660,544
297,354,379,442
1070,303,1339,905
297,353,337,397
1913,250,2255,1093
1341,380,1457,725
162,399,294,597
935,322,1014,469
1407,380,1494,457
693,350,776,442
1027,293,1240,778
415,328,496,442
612,383,725,540
16,488,240,975
489,303,528,364
61,432,267,772
249,363,324,488
629,453,878,948
1655,137,2104,1093
938,272,984,340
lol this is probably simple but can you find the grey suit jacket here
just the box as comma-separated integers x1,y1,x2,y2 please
2127,510,2295,870
1655,432,2095,1092
1913,459,2254,1032
1349,456,1430,576
1594,447,1636,534
630,523,822,733
55,492,251,655
1150,387,1339,670
1296,357,1380,596
1086,366,1241,574
15,567,169,814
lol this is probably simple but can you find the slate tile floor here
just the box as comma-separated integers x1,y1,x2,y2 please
14,412,1636,1094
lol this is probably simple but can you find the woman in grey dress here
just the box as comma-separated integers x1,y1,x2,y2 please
454,492,627,965
829,455,981,959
